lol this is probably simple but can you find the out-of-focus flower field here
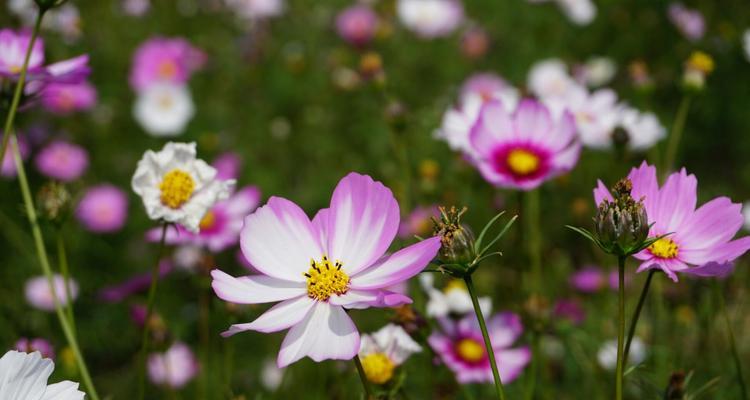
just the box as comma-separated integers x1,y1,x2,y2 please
2,0,750,399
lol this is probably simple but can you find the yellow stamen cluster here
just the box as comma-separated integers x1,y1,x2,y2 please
304,256,349,301
649,238,679,259
686,51,714,75
199,210,216,230
360,353,395,385
506,149,540,176
443,279,467,294
456,338,485,363
159,169,195,209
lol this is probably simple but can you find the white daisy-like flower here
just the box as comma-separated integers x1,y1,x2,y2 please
358,324,422,384
527,59,578,112
133,82,195,137
419,274,492,318
615,105,666,151
397,0,464,39
131,142,234,232
596,337,646,371
0,350,85,400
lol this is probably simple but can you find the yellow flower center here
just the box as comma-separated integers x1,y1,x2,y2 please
304,256,349,301
360,353,395,385
159,169,195,209
687,51,714,74
443,279,467,294
158,60,178,79
506,149,540,176
456,338,485,363
199,210,216,230
9,65,22,74
648,237,679,259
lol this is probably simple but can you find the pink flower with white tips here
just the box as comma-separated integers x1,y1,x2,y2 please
594,162,750,281
212,173,441,367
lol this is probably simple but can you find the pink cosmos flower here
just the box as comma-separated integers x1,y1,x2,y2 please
129,37,206,92
40,81,97,115
212,172,441,367
569,265,605,293
428,312,531,383
398,205,439,239
336,5,378,47
76,184,129,233
553,299,586,325
594,162,750,281
147,342,199,389
25,274,79,312
469,99,581,190
1,134,29,178
668,3,705,41
212,151,242,181
34,140,89,182
145,186,262,253
15,337,55,360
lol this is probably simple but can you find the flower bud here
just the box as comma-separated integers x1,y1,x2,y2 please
594,178,650,256
432,206,476,267
36,181,71,225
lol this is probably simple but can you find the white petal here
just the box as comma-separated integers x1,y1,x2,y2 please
41,381,85,400
0,351,53,400
222,296,315,336
211,269,306,304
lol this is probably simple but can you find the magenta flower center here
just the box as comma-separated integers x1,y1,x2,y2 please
491,144,549,181
648,237,679,259
303,256,350,301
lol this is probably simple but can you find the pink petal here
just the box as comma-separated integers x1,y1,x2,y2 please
224,186,261,218
277,302,360,367
329,289,413,309
627,162,659,213
679,197,743,249
311,208,330,246
349,236,441,290
327,173,400,275
546,110,576,152
495,347,532,383
469,100,513,157
550,142,581,172
221,296,315,336
593,179,613,206
680,262,735,279
489,312,523,349
512,99,553,142
679,237,750,266
652,169,697,233
240,197,323,281
211,269,306,304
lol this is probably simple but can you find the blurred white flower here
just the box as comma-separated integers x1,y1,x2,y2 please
260,358,285,391
173,245,203,271
148,342,199,389
419,274,492,317
0,350,84,400
226,0,285,20
25,274,79,312
743,30,750,63
7,0,82,41
557,0,596,25
528,59,578,109
134,82,195,137
397,0,464,39
742,202,750,231
597,337,646,371
562,86,620,149
122,0,151,16
359,324,422,384
579,57,617,87
131,142,234,232
615,105,666,151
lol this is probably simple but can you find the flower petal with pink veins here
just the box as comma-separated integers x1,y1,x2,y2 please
350,236,441,290
679,237,750,266
678,197,743,249
495,347,532,383
593,179,613,205
221,296,315,336
651,169,696,233
627,162,659,213
512,99,553,142
469,100,514,157
211,269,306,304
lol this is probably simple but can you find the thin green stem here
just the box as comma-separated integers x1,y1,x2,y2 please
11,136,100,400
713,281,748,400
0,10,45,169
623,269,655,366
524,189,542,293
615,256,626,400
464,275,506,400
137,223,169,400
56,230,76,334
353,354,375,400
662,96,692,175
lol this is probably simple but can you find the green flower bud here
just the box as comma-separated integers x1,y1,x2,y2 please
594,178,649,256
432,206,476,268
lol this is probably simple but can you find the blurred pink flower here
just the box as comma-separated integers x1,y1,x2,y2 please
1,134,29,178
568,265,605,293
212,151,243,181
668,3,705,41
398,205,439,239
15,337,55,360
595,162,750,281
429,312,531,383
608,269,632,290
40,81,97,115
147,342,199,389
336,5,378,47
553,298,586,325
469,99,581,190
34,140,89,182
76,184,129,233
99,260,172,303
212,173,441,367
25,274,79,312
129,37,206,91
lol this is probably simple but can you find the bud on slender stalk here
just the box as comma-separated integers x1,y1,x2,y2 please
432,206,476,268
593,179,649,256
36,181,71,226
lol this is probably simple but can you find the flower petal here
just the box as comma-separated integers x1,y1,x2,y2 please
680,262,735,279
211,269,306,304
0,351,53,400
678,197,743,249
652,169,697,233
593,179,613,206
327,173,400,275
627,162,659,214
311,208,330,246
221,296,315,336
513,99,553,142
680,237,750,266
329,289,413,309
489,312,523,349
40,381,85,400
350,236,441,290
240,196,323,281
469,100,513,157
495,347,532,383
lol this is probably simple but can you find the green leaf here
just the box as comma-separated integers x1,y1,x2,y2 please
478,214,518,256
473,210,506,253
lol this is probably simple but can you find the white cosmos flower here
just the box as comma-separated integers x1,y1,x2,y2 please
133,82,195,137
397,0,464,39
615,105,666,151
358,324,421,384
419,274,492,318
580,57,617,87
131,142,234,233
147,342,199,389
557,0,596,25
561,85,620,149
0,351,84,400
528,59,578,111
597,337,646,371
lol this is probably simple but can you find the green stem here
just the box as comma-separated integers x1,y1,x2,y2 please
353,354,375,400
56,230,76,334
464,275,506,400
615,256,626,400
11,136,100,400
137,223,169,400
0,10,45,169
714,281,748,400
623,269,655,365
524,189,542,294
662,96,692,175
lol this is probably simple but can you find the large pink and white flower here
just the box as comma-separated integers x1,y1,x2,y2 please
428,312,531,383
212,173,441,367
594,162,750,281
468,99,580,190
40,81,97,115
